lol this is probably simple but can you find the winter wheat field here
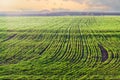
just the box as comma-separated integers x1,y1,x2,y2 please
0,16,120,79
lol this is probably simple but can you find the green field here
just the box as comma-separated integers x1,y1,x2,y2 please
0,16,120,79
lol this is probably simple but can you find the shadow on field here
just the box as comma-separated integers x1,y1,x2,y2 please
98,44,108,62
2,34,17,42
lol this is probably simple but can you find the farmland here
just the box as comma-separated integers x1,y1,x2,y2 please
0,16,120,79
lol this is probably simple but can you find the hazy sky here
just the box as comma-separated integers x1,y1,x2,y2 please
0,0,120,12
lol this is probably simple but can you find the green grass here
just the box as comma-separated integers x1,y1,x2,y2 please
0,16,120,80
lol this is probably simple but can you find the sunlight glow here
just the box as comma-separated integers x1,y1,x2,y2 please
0,0,13,6
0,0,113,12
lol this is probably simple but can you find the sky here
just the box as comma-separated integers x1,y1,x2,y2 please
0,0,120,12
